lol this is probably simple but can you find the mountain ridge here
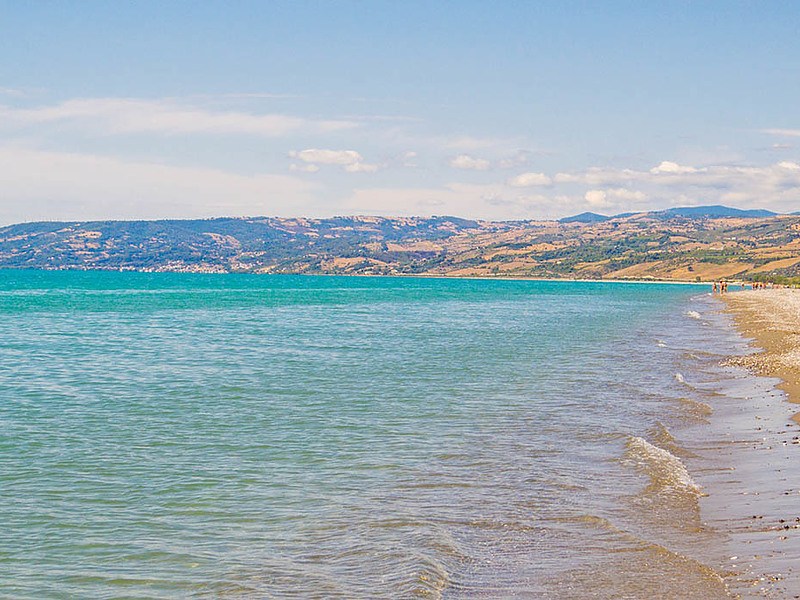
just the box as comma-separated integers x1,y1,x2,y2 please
556,204,780,224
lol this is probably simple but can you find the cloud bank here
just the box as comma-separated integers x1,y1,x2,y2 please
0,98,357,137
0,146,319,224
0,95,798,222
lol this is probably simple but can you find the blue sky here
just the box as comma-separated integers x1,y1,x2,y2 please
0,1,798,223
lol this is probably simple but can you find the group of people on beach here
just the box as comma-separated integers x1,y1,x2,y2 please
712,280,778,293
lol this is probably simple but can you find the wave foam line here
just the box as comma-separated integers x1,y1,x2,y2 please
626,436,702,496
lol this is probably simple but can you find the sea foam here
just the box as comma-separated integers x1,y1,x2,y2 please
625,436,702,496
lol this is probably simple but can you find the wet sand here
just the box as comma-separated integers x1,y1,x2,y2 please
702,289,800,597
723,289,800,422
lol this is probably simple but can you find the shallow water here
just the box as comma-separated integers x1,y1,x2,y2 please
0,272,788,598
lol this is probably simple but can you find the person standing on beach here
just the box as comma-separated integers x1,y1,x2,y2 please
713,282,718,293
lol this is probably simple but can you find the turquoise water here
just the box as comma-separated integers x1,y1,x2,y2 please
1,272,734,598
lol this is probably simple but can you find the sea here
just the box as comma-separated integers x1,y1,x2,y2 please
1,271,798,599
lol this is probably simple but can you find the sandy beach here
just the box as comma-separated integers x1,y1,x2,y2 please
724,289,800,422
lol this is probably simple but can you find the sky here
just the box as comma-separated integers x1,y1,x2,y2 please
0,0,799,224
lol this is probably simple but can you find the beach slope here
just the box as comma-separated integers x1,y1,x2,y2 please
724,289,800,420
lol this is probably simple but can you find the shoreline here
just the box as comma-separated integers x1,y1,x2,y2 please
690,288,800,596
0,267,710,286
723,289,800,422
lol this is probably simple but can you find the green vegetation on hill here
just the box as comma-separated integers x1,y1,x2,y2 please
1,210,799,282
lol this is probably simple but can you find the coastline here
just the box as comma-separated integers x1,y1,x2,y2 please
686,288,800,596
394,273,710,285
723,289,800,422
0,266,711,286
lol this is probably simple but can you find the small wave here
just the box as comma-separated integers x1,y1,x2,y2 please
625,436,702,496
686,310,702,320
650,422,700,459
651,421,676,446
656,339,667,347
678,396,712,418
552,514,727,589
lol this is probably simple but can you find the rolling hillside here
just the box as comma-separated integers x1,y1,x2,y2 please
2,208,800,282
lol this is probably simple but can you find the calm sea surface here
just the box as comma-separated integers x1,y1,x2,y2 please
0,272,749,598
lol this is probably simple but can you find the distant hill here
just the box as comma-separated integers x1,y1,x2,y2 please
649,205,778,220
564,205,778,224
558,212,610,224
1,209,799,282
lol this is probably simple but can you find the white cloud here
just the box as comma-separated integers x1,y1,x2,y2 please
288,148,380,173
605,187,647,202
401,151,418,167
582,187,646,210
508,172,551,187
584,190,610,207
0,97,357,137
650,161,698,174
344,162,379,173
290,149,364,165
526,159,800,215
289,163,320,173
449,154,491,171
554,167,643,185
761,128,800,138
0,146,319,224
553,160,799,192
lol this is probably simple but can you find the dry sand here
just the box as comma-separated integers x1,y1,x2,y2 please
723,289,800,422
